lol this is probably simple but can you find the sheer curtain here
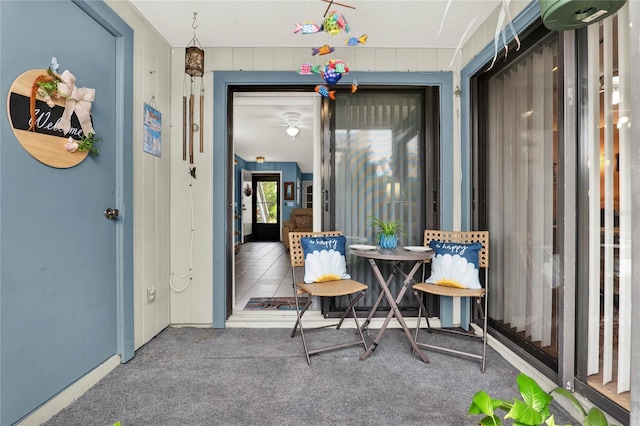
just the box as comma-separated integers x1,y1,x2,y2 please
486,38,558,355
332,91,425,309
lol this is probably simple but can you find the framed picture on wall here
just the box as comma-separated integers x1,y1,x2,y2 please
284,182,294,200
143,103,162,157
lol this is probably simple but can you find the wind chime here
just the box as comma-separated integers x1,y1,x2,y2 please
184,12,204,165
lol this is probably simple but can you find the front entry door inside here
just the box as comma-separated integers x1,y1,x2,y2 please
252,174,281,241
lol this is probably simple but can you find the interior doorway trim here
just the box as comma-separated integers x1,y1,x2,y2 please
213,71,454,328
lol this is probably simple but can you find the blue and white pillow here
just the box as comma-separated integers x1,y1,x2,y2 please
301,236,351,284
426,240,483,289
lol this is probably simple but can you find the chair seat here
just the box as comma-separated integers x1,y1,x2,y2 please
413,229,490,372
288,231,369,365
296,279,367,297
413,282,485,298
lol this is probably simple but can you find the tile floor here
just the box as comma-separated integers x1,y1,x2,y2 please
234,241,294,311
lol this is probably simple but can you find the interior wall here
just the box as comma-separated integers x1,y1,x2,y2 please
106,0,172,349
169,46,461,324
110,0,533,328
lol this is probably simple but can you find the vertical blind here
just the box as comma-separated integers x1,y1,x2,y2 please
486,38,558,352
586,8,632,395
332,91,425,309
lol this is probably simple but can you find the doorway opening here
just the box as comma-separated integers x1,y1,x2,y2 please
231,89,320,313
251,173,281,241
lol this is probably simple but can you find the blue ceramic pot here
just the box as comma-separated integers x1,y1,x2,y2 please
379,234,398,249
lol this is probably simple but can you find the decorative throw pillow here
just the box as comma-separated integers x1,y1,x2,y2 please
294,215,311,228
301,236,351,283
426,240,483,289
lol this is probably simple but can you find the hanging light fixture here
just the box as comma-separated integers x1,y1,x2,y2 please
286,123,300,137
283,112,301,140
183,12,204,165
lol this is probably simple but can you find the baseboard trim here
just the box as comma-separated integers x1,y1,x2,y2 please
225,310,444,329
17,355,121,426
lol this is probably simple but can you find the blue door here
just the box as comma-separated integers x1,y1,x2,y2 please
0,1,132,424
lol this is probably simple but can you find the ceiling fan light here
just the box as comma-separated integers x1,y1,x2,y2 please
286,125,300,137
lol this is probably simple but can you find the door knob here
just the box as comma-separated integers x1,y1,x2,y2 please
104,208,119,220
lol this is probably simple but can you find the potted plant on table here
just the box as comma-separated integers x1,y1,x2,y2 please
369,215,406,249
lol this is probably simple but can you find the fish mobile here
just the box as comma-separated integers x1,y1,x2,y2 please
294,1,362,100
293,11,349,36
298,59,350,85
315,85,336,100
312,45,335,56
345,34,367,46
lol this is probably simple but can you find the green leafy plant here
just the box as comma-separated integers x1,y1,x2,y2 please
77,132,101,157
368,215,406,237
468,372,616,426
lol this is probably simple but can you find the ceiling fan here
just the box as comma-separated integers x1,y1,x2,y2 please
280,112,305,140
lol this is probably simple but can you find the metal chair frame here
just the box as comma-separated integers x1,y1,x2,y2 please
412,230,489,372
288,231,368,365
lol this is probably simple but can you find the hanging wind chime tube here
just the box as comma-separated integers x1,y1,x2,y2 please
182,95,187,161
199,82,204,153
189,80,194,164
184,11,205,165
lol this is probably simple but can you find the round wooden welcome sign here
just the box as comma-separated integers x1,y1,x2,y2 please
6,69,90,168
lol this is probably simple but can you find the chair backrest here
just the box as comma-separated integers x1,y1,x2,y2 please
288,231,343,268
423,230,489,268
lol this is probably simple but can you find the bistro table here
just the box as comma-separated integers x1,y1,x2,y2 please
349,245,434,363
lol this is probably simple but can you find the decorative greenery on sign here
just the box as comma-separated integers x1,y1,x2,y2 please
28,61,97,153
65,132,100,157
29,68,62,130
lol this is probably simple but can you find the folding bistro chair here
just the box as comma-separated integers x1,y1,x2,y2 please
288,231,368,365
412,230,489,372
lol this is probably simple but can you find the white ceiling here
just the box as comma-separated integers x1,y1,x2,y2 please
233,92,319,173
129,0,502,173
129,0,501,49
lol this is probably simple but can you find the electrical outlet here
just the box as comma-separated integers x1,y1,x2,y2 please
147,286,156,304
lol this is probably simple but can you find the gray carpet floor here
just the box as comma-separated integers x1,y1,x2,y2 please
43,327,578,426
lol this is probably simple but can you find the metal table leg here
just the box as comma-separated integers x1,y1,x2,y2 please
359,259,429,363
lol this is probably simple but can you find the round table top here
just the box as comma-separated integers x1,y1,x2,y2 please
349,246,434,261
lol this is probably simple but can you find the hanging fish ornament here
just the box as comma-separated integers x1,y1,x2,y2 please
321,59,350,85
315,85,336,100
322,11,349,36
294,21,322,34
351,79,358,94
298,63,314,75
322,67,341,85
328,59,349,74
345,34,367,46
312,45,335,56
298,63,323,75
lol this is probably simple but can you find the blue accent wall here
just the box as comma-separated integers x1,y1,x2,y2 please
0,1,133,423
233,157,301,235
214,71,454,327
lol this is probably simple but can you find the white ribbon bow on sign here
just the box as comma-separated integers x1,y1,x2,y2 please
56,70,95,136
